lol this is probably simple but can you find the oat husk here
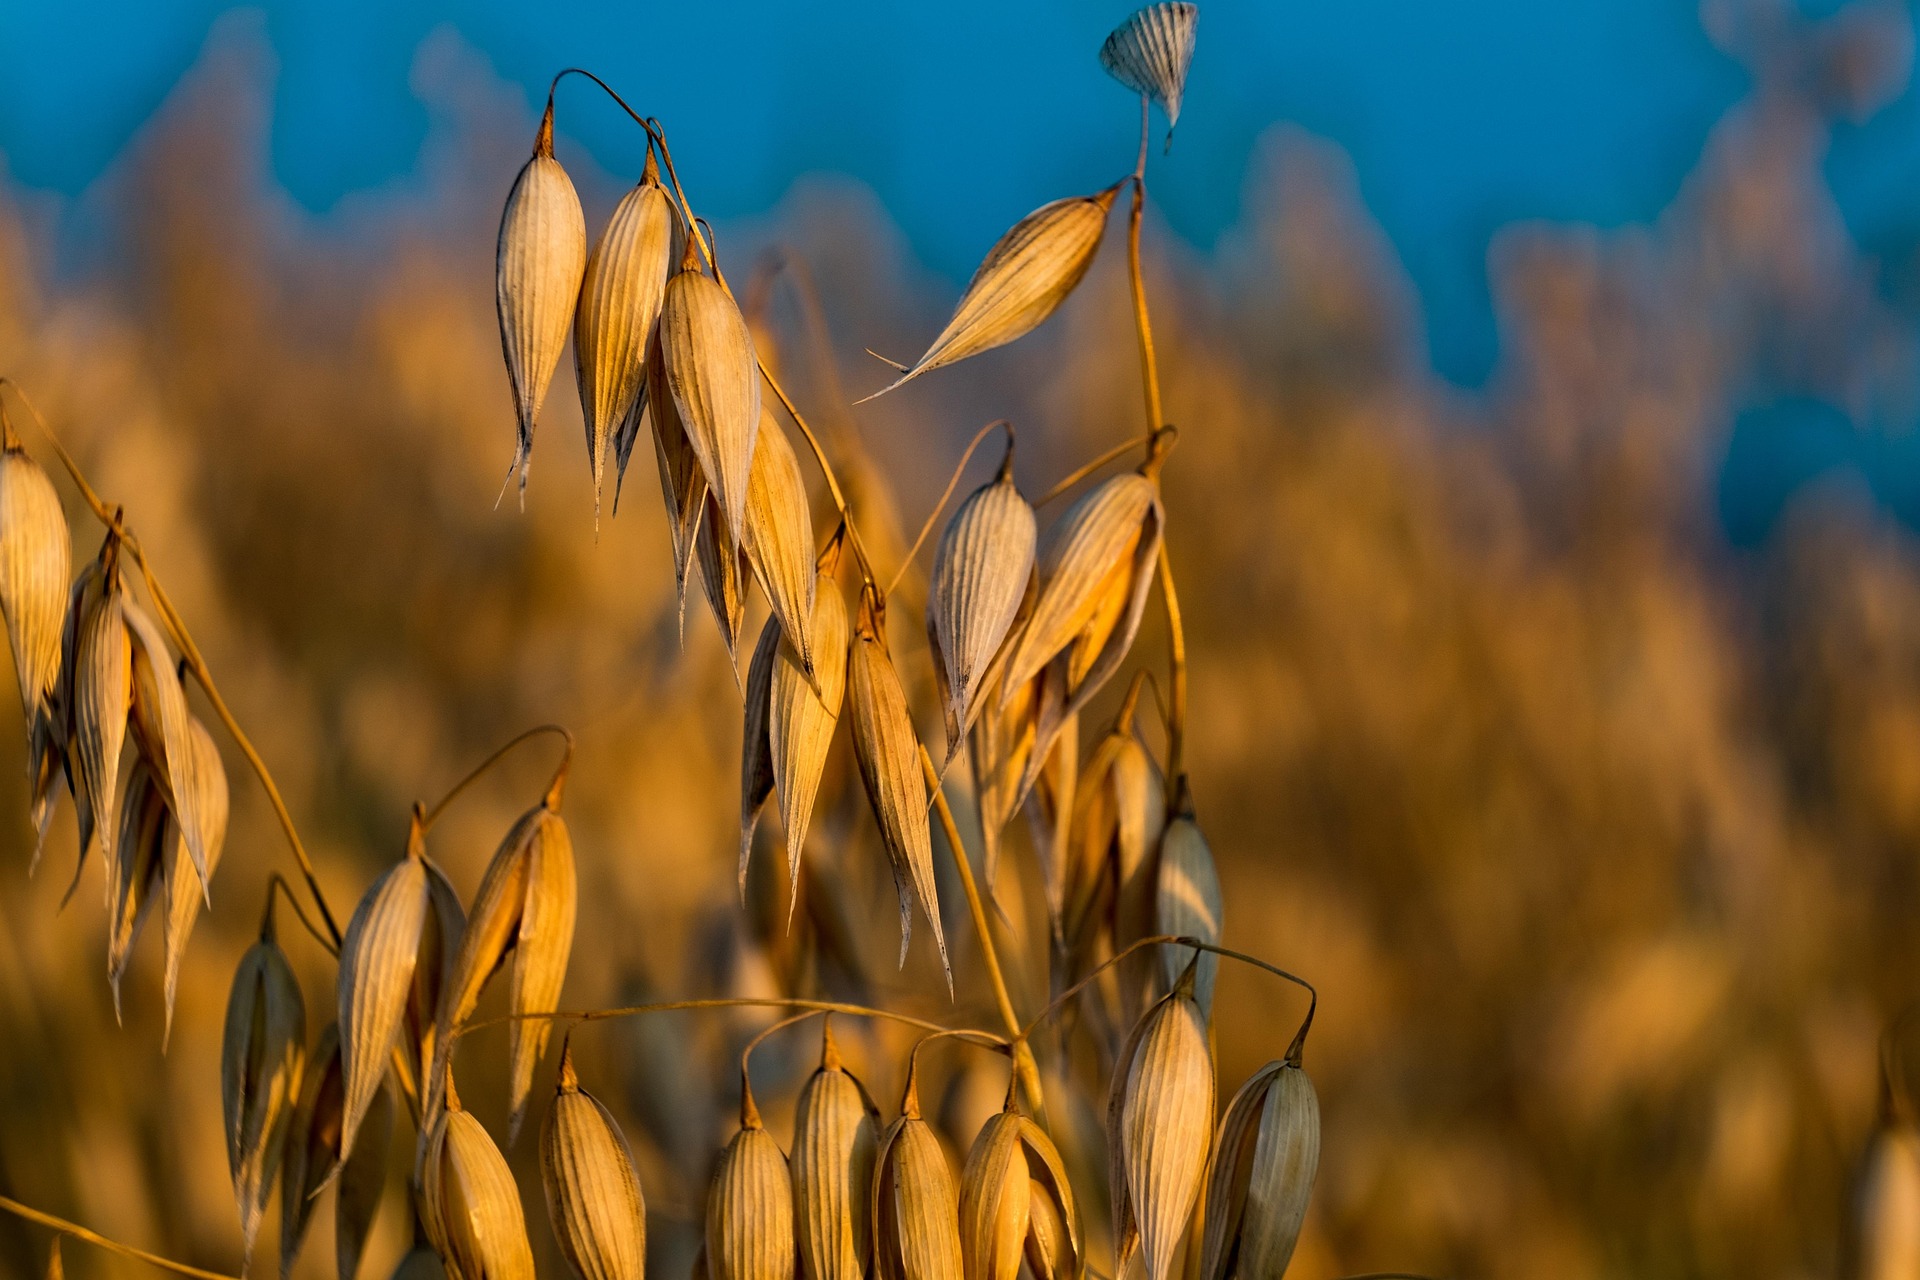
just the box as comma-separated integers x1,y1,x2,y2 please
661,256,763,548
223,906,308,1269
1099,4,1200,138
543,1040,648,1280
1108,978,1214,1280
1198,1062,1319,1280
0,428,69,758
791,1019,880,1280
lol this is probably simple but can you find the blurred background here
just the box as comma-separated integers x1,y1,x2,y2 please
2,0,1919,1277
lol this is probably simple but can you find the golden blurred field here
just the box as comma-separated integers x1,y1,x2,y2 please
3,9,1920,1280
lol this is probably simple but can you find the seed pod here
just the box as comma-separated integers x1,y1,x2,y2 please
959,1094,1080,1280
791,1019,879,1280
847,591,949,986
424,1077,537,1280
1198,1062,1318,1280
1002,473,1162,804
927,445,1035,760
1099,4,1200,137
73,585,131,897
1108,982,1213,1280
223,904,308,1269
697,492,753,669
281,1024,345,1280
575,154,674,519
105,759,166,1018
162,714,229,1045
338,828,432,1164
706,1085,795,1280
123,598,213,895
865,189,1117,398
661,256,763,548
336,1083,391,1280
768,574,848,917
1154,808,1221,1017
543,1041,648,1280
743,413,816,675
741,618,780,895
0,425,69,754
873,1066,964,1280
428,792,577,1144
406,854,465,1089
45,1240,61,1280
497,104,588,499
646,324,709,619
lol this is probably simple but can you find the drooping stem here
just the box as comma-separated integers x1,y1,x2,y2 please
454,994,1004,1045
918,744,1045,1112
0,380,345,947
1156,543,1188,791
1127,113,1163,433
1035,433,1153,508
264,872,338,958
1020,934,1317,1065
420,723,574,831
885,419,1013,596
0,1195,236,1280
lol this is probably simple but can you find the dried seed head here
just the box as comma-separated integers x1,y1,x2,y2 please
162,714,228,1046
647,323,709,618
407,854,466,1092
575,159,674,519
847,592,949,987
1109,986,1214,1280
123,597,215,896
959,1097,1079,1280
792,1019,880,1280
1099,4,1200,137
337,1081,392,1280
73,585,131,897
743,413,817,675
697,492,753,669
1002,474,1163,803
280,1024,344,1280
866,190,1118,398
661,260,763,548
769,575,849,919
543,1041,648,1280
105,758,166,1019
223,909,308,1268
429,797,577,1144
874,1070,965,1280
338,834,431,1165
497,103,589,499
1198,1063,1319,1280
706,1100,796,1280
425,1083,537,1280
0,434,69,753
928,448,1036,760
1154,812,1221,1017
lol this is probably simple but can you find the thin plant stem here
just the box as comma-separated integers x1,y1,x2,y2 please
264,872,338,958
884,419,1012,597
737,1009,822,1125
1020,934,1317,1065
420,723,574,830
1156,543,1188,790
454,995,1005,1045
0,379,345,947
0,1195,237,1280
918,744,1045,1112
1035,434,1152,508
1128,98,1163,434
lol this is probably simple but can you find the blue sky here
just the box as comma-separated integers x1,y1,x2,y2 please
0,0,1914,394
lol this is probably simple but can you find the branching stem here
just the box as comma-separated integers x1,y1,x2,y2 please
454,995,1003,1044
420,723,574,831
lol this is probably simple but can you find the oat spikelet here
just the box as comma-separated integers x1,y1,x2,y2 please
959,1093,1080,1280
743,412,817,674
792,1019,879,1280
337,831,431,1164
769,573,848,917
1154,808,1222,1017
1198,1062,1318,1280
543,1041,648,1280
707,1085,796,1280
646,324,709,617
847,591,950,987
123,597,213,895
73,585,131,897
497,104,588,500
281,1024,344,1280
741,618,780,895
407,856,466,1093
661,254,763,548
105,758,165,1018
223,905,308,1269
698,492,753,670
424,1077,537,1280
873,1066,964,1280
0,428,69,753
1109,982,1214,1280
928,445,1035,760
864,189,1117,399
576,155,673,520
1099,4,1200,137
429,794,577,1144
162,714,228,1045
337,1083,392,1280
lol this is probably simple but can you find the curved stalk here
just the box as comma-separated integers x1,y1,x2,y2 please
454,994,1005,1046
884,419,1013,597
0,1195,236,1280
420,723,574,830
